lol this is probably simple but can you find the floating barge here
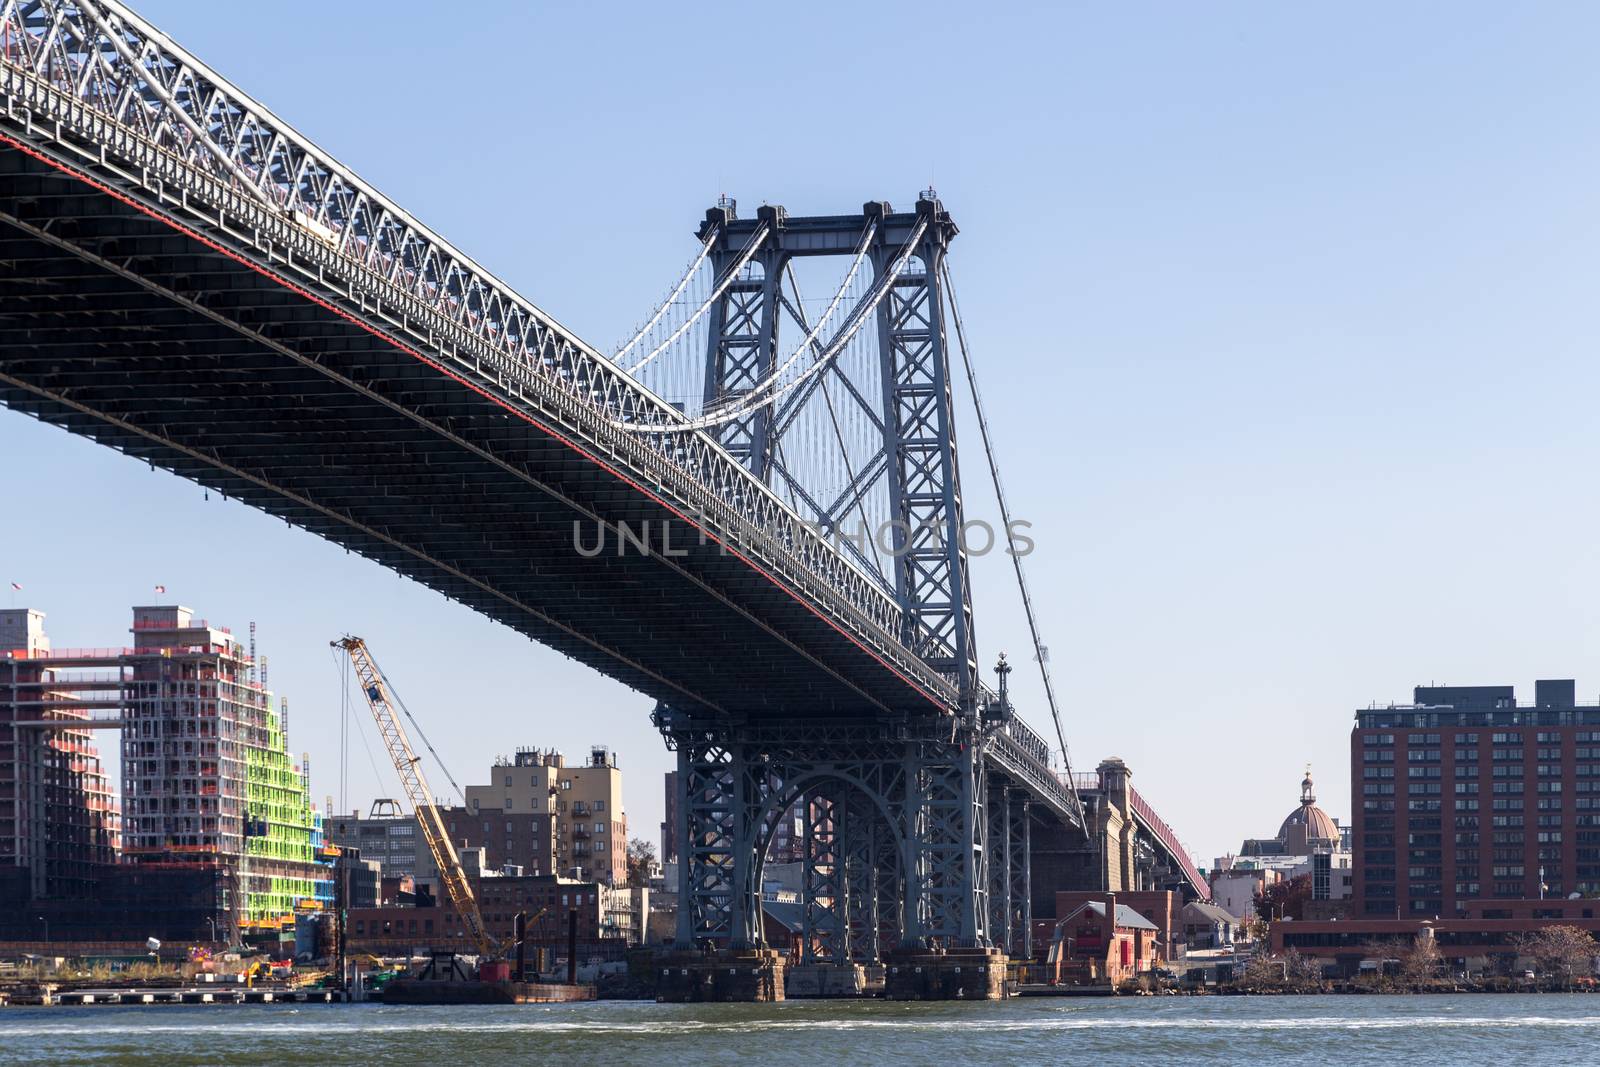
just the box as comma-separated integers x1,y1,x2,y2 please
381,979,594,1005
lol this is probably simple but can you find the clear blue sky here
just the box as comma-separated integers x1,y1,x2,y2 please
5,1,1599,866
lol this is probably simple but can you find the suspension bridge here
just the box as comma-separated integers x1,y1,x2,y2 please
0,0,1204,997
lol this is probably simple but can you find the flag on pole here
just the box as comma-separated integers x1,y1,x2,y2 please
154,584,166,594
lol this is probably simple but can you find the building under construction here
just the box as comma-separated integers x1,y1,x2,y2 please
0,608,120,901
0,605,331,945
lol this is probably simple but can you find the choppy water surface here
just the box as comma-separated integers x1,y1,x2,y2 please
3,995,1592,1065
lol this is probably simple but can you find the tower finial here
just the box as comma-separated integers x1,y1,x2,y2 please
1301,764,1315,805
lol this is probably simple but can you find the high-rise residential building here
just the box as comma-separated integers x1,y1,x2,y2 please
465,746,626,885
1,605,331,939
0,609,121,899
120,605,331,931
1352,679,1600,919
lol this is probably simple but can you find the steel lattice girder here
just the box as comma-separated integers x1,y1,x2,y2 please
801,790,846,964
702,211,783,480
659,710,993,953
692,201,974,684
870,205,978,696
1009,793,1033,953
0,0,956,710
0,1,1082,834
987,785,1013,954
843,812,888,963
985,783,1035,957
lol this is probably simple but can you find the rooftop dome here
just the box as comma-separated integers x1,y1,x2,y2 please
1277,768,1339,854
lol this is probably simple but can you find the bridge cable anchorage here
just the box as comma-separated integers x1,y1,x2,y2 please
624,223,769,375
78,3,278,213
612,225,719,365
616,217,920,433
942,258,1085,831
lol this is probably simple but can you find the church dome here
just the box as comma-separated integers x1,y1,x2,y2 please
1277,769,1339,854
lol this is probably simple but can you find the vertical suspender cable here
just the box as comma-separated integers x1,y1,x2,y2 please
942,260,1085,831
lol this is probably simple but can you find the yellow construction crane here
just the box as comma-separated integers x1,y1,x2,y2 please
331,636,495,960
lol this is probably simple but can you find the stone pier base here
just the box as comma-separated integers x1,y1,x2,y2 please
785,962,868,998
654,948,786,1003
883,947,1008,1000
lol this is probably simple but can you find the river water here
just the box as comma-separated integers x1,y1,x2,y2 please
2,994,1590,1065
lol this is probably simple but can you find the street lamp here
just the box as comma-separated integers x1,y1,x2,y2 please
37,916,47,949
207,917,218,944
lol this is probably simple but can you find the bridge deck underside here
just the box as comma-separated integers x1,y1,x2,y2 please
0,148,941,722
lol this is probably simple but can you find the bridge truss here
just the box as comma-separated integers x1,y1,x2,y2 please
0,0,1086,959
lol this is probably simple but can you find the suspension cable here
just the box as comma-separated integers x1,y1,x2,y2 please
943,259,1085,828
625,223,769,374
613,226,718,364
621,218,923,432
787,263,889,582
743,223,876,396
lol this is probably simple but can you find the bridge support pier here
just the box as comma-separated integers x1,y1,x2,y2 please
654,948,786,1003
986,787,1034,961
656,705,1007,1000
882,947,1008,1000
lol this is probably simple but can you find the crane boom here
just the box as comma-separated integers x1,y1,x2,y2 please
332,636,494,958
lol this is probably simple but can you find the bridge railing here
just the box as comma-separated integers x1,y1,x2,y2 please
1128,785,1208,899
0,6,963,706
985,714,1080,825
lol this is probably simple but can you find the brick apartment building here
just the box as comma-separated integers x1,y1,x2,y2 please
345,873,627,958
1352,679,1600,919
327,801,557,886
465,746,626,884
1272,904,1600,973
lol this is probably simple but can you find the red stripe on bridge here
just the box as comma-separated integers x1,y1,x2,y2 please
0,129,944,713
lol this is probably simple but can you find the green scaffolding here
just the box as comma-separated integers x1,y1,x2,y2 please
242,700,331,924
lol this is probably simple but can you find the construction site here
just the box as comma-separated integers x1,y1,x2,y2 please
0,611,618,1004
0,605,333,951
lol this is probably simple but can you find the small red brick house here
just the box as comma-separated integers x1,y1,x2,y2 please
1052,890,1179,961
1046,895,1160,984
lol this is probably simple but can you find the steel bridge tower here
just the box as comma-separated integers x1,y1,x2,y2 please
662,196,1036,983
